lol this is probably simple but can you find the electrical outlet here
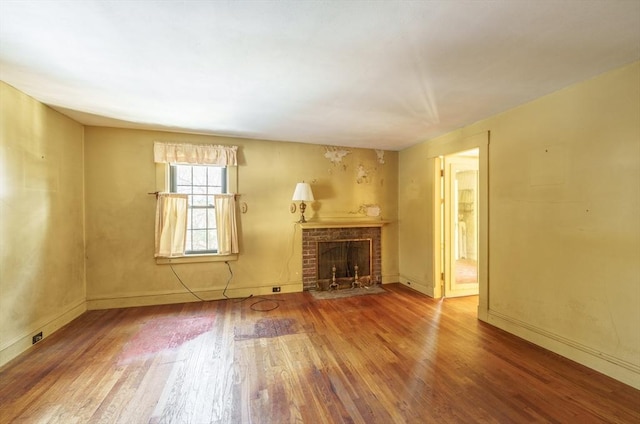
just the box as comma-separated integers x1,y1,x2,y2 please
32,332,43,344
272,286,281,293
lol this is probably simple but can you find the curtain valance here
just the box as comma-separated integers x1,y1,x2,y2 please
154,142,238,166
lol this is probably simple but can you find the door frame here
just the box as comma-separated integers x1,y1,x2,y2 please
431,131,489,320
444,154,479,297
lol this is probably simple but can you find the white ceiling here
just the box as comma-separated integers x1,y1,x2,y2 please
1,1,639,151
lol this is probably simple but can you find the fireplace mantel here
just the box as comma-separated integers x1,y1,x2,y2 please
299,220,391,229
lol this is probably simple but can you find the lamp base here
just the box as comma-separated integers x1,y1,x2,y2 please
298,201,308,223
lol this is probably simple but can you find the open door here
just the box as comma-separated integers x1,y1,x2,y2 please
443,151,479,298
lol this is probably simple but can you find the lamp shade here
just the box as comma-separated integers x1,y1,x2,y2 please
292,182,314,201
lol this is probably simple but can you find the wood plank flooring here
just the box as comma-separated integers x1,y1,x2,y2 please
1,284,638,423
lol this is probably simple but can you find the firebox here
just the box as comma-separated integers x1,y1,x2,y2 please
316,239,371,289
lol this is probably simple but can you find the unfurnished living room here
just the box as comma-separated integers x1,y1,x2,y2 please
1,1,639,423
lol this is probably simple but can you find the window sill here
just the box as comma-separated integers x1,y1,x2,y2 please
156,254,238,265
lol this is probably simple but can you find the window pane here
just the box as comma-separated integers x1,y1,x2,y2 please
191,230,207,251
177,166,192,185
192,195,208,206
208,167,223,186
192,208,207,229
192,166,207,186
192,185,207,195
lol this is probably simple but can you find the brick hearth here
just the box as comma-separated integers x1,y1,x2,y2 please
302,226,382,291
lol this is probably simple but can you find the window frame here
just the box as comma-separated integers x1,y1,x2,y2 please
155,163,238,264
170,164,226,255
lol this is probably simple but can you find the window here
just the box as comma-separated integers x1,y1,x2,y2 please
153,141,239,262
170,164,226,254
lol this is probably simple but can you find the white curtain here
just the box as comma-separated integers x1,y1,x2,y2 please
214,194,239,255
154,142,238,165
155,193,189,257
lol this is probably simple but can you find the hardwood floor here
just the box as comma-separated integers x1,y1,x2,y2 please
1,283,638,423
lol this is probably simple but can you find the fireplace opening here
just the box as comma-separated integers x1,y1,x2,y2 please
316,239,371,289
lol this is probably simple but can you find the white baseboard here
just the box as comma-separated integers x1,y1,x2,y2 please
86,283,302,310
487,309,640,390
398,274,434,297
0,300,86,368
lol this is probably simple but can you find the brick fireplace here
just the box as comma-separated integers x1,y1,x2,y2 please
301,224,383,291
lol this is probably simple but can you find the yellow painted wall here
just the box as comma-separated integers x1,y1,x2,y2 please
397,144,437,295
2,60,637,388
84,127,398,308
399,61,640,388
0,82,86,366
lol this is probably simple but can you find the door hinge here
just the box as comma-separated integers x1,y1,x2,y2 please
441,272,444,281
440,169,444,177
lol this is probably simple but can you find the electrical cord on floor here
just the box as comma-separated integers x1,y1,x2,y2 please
223,261,254,303
249,297,282,312
224,261,283,311
222,261,234,300
170,264,206,302
169,261,284,311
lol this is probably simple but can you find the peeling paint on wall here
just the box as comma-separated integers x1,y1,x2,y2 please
375,150,385,164
324,146,350,164
356,164,370,184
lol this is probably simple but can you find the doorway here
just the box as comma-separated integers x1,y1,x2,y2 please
441,149,479,298
429,131,488,318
